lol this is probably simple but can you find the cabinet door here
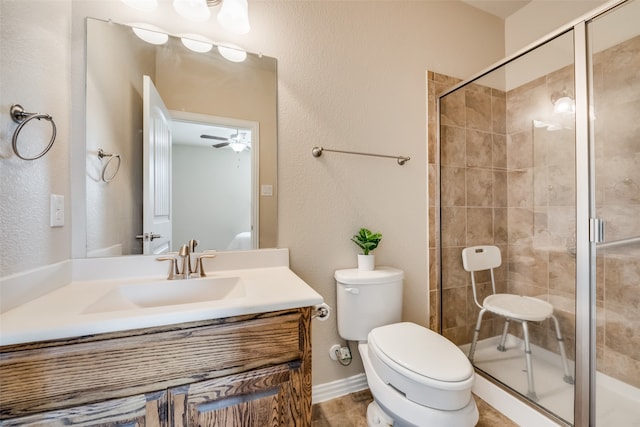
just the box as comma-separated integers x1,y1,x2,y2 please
170,363,298,427
1,391,167,427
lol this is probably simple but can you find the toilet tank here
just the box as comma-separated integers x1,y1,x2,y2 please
335,267,403,341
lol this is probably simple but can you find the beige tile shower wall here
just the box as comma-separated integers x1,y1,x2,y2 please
427,72,462,333
591,35,640,387
504,66,578,360
430,72,509,345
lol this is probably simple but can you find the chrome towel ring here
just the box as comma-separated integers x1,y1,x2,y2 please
10,104,57,161
98,148,121,182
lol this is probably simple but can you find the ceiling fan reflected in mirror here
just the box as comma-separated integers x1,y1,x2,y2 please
201,130,251,152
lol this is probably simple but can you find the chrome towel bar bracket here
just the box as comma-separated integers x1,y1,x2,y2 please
311,146,410,166
10,104,57,161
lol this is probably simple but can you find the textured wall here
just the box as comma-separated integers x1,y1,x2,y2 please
0,0,72,276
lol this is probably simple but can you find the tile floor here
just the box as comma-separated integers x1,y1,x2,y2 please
311,389,516,427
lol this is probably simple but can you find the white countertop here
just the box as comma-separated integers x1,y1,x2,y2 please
0,249,323,346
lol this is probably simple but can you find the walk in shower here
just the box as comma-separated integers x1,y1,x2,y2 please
436,0,639,424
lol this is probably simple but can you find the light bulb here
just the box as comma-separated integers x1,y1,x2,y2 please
553,96,575,114
217,44,247,62
217,0,250,35
173,0,211,22
131,24,169,45
229,142,246,152
181,34,214,53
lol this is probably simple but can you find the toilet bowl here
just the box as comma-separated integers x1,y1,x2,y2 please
336,268,478,427
368,322,475,410
361,340,478,427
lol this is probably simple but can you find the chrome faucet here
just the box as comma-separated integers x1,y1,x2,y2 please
156,239,216,279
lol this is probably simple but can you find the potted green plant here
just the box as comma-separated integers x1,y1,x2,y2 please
351,228,382,271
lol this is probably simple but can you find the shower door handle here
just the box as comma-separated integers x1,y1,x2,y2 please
589,218,604,243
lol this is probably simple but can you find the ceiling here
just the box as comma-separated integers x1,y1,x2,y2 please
461,0,532,19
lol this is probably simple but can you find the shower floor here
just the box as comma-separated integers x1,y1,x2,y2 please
461,335,640,426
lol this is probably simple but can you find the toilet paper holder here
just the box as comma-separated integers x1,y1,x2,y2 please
312,303,331,320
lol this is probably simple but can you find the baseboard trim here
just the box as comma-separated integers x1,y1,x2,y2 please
312,373,369,404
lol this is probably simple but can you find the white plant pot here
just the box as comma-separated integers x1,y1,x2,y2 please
358,254,375,271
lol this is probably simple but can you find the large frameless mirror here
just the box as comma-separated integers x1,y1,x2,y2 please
84,18,277,257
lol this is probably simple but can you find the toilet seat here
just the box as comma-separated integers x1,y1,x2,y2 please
368,322,475,410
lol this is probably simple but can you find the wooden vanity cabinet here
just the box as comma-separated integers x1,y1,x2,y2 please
0,307,312,426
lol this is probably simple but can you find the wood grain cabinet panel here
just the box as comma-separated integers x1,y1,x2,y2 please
170,363,296,426
0,391,167,427
0,307,312,427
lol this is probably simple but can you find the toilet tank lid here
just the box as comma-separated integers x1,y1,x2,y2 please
335,267,404,285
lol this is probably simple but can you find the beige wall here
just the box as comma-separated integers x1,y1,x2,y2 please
1,0,505,388
505,0,608,55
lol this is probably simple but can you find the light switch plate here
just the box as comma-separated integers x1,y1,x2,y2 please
261,184,273,196
50,194,64,227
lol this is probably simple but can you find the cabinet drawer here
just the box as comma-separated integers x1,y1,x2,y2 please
0,391,167,427
171,363,297,427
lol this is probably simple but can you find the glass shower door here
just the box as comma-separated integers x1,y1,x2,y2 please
588,0,640,424
438,29,578,424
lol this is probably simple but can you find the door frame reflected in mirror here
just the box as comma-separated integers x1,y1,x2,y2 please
170,110,259,253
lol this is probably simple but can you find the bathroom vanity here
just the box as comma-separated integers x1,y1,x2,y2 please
0,249,322,426
1,308,311,425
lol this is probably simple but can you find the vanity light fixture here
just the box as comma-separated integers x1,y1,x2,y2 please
181,34,214,53
173,0,211,22
217,43,247,62
217,0,251,34
130,23,169,45
122,0,250,34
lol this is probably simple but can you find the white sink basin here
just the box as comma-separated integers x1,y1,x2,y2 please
84,276,245,313
1,249,325,346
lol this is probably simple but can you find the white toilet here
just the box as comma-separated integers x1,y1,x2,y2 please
336,267,479,427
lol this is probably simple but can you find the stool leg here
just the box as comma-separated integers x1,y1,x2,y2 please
469,308,487,362
551,314,574,384
521,321,537,400
498,318,510,352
